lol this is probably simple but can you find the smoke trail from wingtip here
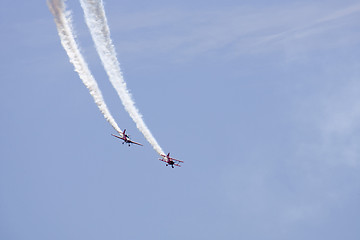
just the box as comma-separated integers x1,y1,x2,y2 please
79,0,165,156
47,0,122,134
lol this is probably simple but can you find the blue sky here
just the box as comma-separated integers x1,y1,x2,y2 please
1,0,360,239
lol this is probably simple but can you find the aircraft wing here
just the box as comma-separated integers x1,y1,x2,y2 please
128,139,143,146
170,158,184,163
111,134,125,140
159,158,182,167
160,154,183,163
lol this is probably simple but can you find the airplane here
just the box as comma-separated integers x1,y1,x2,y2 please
111,129,143,146
159,152,183,168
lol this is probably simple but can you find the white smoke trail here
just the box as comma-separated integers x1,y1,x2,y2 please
47,0,122,134
79,0,165,156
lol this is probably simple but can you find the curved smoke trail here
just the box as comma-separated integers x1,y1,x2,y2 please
79,0,165,156
48,0,122,134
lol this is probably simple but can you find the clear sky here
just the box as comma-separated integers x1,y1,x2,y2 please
1,0,360,239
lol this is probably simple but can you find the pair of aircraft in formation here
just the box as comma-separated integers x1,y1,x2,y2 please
111,129,183,168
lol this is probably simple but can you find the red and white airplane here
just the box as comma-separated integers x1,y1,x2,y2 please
159,153,183,168
111,129,143,146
